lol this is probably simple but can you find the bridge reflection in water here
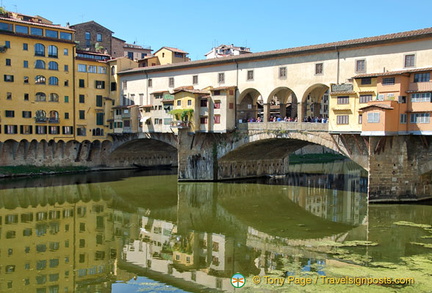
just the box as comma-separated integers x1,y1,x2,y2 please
0,163,431,292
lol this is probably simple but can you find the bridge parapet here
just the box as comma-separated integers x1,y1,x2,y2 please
238,122,329,132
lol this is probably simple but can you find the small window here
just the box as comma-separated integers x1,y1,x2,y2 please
214,115,221,124
148,79,152,87
367,112,380,123
79,95,85,103
382,77,395,85
414,73,430,83
400,114,407,124
214,101,221,109
200,117,208,124
336,115,349,125
187,100,192,106
23,60,28,68
79,110,85,120
6,58,11,66
6,92,12,99
177,100,181,106
247,70,254,81
218,73,225,83
359,95,372,103
279,67,287,78
169,77,174,88
361,77,372,85
23,43,28,50
95,80,105,89
337,96,349,104
404,54,415,68
79,79,85,88
410,113,430,124
111,82,117,91
355,59,366,73
96,33,102,42
200,99,207,107
315,63,323,75
5,110,15,117
193,75,198,84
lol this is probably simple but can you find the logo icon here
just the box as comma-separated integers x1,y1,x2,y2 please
231,273,246,288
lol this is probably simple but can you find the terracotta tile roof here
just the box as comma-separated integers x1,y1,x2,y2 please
150,90,168,94
359,104,394,111
330,91,357,95
154,47,189,55
0,15,74,31
211,86,237,90
354,67,432,78
119,27,432,75
172,88,210,95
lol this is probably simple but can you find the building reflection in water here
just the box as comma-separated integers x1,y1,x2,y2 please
0,162,369,292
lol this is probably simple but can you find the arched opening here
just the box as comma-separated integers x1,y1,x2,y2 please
301,84,329,122
237,89,263,122
267,87,298,122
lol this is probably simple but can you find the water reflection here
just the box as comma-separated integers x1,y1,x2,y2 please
0,162,431,292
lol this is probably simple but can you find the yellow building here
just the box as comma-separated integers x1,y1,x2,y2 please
0,13,76,142
172,88,210,132
154,47,189,65
75,50,111,141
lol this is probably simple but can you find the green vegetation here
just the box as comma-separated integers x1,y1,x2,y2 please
289,153,346,164
0,165,90,176
169,109,193,121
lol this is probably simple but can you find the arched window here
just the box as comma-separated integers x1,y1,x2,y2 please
49,77,58,85
49,93,59,102
35,60,45,69
35,93,46,102
48,61,58,70
35,75,46,84
48,45,58,57
34,43,45,56
111,66,115,75
49,111,59,123
35,110,47,122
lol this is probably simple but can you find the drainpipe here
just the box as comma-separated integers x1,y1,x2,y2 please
335,45,340,84
234,59,239,129
72,44,77,141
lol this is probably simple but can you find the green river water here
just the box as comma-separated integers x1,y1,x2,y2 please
0,161,431,292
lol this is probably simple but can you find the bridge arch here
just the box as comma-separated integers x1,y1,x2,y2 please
209,129,368,180
108,138,178,168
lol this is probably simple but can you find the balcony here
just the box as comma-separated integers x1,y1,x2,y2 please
170,120,190,129
238,121,329,132
35,117,47,123
163,94,174,102
409,81,432,92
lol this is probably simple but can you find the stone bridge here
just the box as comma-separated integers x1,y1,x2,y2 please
2,122,432,202
174,122,432,202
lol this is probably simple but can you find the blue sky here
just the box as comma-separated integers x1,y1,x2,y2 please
3,0,432,60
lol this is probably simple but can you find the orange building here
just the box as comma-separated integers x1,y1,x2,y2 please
358,67,432,136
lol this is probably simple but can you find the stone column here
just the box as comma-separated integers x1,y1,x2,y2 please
279,103,287,118
263,103,270,122
297,102,304,122
368,136,431,201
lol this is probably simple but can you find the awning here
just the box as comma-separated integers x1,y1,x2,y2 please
140,116,151,122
